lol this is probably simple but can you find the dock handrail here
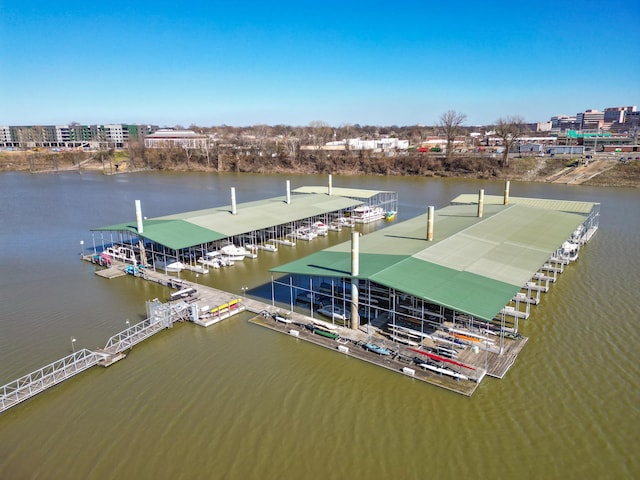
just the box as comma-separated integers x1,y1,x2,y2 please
0,349,101,413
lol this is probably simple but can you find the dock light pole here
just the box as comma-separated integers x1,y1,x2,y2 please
71,337,76,353
125,319,130,330
80,240,84,256
241,286,248,298
196,274,199,293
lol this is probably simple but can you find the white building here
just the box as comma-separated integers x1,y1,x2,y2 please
325,137,409,151
144,129,208,149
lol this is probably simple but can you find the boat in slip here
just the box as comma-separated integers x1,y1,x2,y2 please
290,227,317,241
154,255,185,273
243,244,258,259
219,244,249,261
351,205,386,223
560,241,579,262
317,305,351,322
311,221,329,236
257,243,278,252
101,244,138,264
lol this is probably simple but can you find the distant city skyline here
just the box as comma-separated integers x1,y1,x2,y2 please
1,1,638,127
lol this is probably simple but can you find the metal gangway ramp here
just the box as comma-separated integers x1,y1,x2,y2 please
0,299,192,414
0,349,102,413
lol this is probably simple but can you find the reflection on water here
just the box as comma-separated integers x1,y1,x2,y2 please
0,172,638,479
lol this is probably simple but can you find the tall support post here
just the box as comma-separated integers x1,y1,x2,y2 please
231,187,237,215
286,180,291,204
504,180,510,205
427,206,435,241
328,174,333,196
271,274,275,308
477,189,485,218
350,231,360,330
135,200,147,266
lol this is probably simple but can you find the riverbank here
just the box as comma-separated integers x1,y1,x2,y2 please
1,149,637,188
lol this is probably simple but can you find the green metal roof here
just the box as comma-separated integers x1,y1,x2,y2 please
92,192,368,250
451,194,598,215
272,199,596,321
293,186,391,198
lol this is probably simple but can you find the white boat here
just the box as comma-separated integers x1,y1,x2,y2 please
351,205,386,223
560,241,579,262
335,217,355,228
258,243,278,252
219,244,248,261
154,256,185,273
182,263,209,274
101,245,137,264
244,244,258,258
198,257,221,269
317,305,351,322
289,227,317,241
312,221,329,236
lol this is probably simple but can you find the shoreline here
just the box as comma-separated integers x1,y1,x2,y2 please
1,150,638,188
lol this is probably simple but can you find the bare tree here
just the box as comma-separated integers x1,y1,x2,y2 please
182,144,193,168
308,121,332,158
283,129,300,165
438,110,467,161
337,123,353,150
493,115,527,167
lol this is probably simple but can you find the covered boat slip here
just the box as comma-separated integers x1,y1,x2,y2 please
292,185,398,217
270,194,599,349
89,184,397,270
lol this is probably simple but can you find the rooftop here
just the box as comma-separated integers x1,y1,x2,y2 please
92,191,373,250
271,195,599,322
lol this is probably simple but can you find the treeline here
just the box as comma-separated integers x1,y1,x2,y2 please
128,142,504,179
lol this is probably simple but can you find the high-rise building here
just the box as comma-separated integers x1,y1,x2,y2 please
576,109,604,130
550,115,577,131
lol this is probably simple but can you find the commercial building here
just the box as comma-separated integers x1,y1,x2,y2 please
143,129,209,149
0,124,158,149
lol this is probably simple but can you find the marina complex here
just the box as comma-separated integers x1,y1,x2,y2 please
1,178,599,411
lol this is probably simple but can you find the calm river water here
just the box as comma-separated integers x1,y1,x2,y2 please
0,171,638,480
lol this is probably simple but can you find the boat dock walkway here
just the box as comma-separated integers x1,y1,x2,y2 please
1,254,531,413
247,305,529,396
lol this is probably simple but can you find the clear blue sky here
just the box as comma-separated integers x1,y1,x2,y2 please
1,0,638,127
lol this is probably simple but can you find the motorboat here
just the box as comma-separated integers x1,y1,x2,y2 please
292,227,317,241
311,221,329,236
199,257,221,269
219,244,248,261
101,244,137,264
335,216,355,228
243,244,258,258
560,241,579,262
154,256,185,273
258,243,278,252
351,205,386,223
